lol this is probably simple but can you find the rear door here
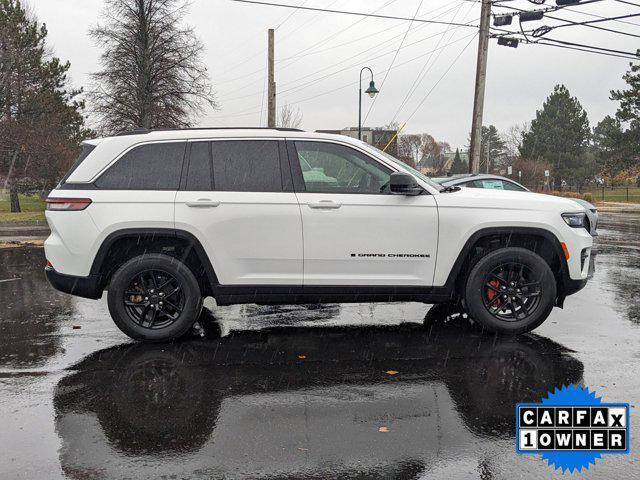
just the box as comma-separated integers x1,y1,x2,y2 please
289,140,438,286
174,139,303,285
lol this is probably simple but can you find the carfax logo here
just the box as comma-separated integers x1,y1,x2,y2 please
516,384,630,472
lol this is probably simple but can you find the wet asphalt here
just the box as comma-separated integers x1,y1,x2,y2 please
0,213,639,479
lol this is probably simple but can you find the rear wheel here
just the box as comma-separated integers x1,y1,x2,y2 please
463,247,556,334
107,254,202,342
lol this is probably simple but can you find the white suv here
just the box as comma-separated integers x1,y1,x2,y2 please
45,128,593,342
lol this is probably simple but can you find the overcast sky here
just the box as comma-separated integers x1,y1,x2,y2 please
30,0,637,147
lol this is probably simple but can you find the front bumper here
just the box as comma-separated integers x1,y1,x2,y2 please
45,266,103,299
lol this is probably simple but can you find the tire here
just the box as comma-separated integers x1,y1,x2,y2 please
463,247,556,334
107,253,202,342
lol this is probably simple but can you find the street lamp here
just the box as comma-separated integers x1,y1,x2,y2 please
358,67,378,140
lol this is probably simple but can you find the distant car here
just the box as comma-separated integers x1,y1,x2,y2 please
432,174,598,236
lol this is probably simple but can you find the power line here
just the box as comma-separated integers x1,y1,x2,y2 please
565,5,640,27
230,0,479,28
404,33,478,123
223,23,479,103
517,37,640,60
362,0,426,123
216,0,399,87
275,0,309,29
218,0,466,91
492,1,640,39
211,31,479,121
614,0,640,7
533,36,640,57
277,30,478,97
534,12,640,37
391,0,475,123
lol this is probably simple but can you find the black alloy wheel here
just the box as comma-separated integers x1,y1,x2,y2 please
482,262,542,321
108,253,202,342
123,269,185,330
464,247,556,334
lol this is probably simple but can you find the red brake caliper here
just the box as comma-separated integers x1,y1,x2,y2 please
487,279,502,307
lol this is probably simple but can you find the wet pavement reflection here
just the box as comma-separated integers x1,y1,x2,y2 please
1,213,640,479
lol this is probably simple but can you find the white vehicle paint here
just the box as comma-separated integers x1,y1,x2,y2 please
44,128,593,339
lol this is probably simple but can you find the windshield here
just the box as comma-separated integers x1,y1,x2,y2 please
363,143,443,191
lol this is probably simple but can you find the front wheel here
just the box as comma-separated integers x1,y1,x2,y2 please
463,247,556,334
107,253,202,342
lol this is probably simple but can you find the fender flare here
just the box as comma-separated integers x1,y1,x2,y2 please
90,228,219,290
443,226,569,291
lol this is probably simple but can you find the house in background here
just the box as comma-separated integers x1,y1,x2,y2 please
316,127,398,156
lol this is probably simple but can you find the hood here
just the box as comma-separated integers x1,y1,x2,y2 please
434,187,584,213
570,197,596,211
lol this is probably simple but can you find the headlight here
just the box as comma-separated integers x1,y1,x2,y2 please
562,212,587,229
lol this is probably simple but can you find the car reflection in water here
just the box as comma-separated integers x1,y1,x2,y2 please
54,308,583,479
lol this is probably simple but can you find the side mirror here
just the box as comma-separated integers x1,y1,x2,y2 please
389,172,423,196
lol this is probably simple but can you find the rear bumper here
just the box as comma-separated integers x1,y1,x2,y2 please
45,266,103,300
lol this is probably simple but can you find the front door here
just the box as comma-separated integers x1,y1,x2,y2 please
290,140,438,286
174,139,303,285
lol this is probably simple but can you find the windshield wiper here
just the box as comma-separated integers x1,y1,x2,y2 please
440,185,461,193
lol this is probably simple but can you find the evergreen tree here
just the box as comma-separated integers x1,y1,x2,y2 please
0,0,88,212
609,55,640,166
467,125,506,173
520,85,591,187
593,116,627,183
449,148,467,174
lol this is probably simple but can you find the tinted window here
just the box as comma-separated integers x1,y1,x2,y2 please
502,180,526,191
294,141,391,194
186,142,212,191
96,142,185,190
211,140,282,192
465,179,504,190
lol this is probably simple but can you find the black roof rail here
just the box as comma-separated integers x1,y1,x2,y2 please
115,127,304,136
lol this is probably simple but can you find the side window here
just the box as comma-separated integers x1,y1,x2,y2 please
503,180,526,191
480,179,505,190
211,140,282,192
294,141,391,194
186,142,212,191
95,142,185,190
463,181,481,189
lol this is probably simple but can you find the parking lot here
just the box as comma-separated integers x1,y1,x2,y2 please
1,212,639,479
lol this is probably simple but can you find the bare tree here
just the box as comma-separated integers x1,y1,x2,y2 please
504,122,530,162
276,103,303,129
89,0,217,134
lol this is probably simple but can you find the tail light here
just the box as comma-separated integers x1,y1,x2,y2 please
45,198,92,211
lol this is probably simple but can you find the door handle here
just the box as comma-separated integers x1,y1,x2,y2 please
185,199,220,208
308,200,342,209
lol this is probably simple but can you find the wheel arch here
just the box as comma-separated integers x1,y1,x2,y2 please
90,228,219,295
444,227,570,304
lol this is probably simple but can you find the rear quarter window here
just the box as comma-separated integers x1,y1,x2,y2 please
95,142,186,190
60,144,96,184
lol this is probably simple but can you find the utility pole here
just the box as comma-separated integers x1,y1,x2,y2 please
267,28,276,128
468,0,491,173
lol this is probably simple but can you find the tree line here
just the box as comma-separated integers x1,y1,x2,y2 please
2,0,639,213
1,0,215,212
396,80,639,190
